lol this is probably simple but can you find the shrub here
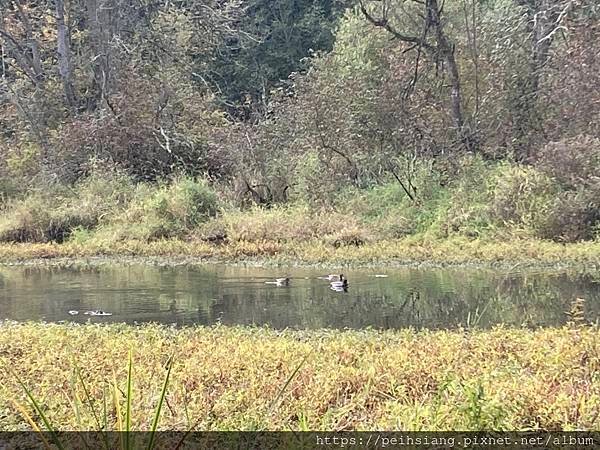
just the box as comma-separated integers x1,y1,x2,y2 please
0,167,135,243
369,212,417,239
0,191,101,243
535,188,600,242
529,136,600,242
0,177,20,208
95,177,219,242
533,135,600,190
325,225,372,248
219,205,366,243
3,141,43,181
0,192,57,242
426,156,495,238
336,183,412,219
148,177,219,228
490,164,558,230
53,74,230,182
292,151,342,206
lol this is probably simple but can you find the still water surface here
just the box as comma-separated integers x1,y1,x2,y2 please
1,264,599,330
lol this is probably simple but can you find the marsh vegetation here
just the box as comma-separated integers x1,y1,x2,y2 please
2,322,600,431
1,0,599,435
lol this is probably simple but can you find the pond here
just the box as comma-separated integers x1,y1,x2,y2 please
1,263,599,330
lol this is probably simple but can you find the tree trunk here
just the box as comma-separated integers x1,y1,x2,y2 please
86,0,113,109
512,0,567,160
14,0,43,80
56,0,76,110
427,0,473,152
360,0,474,153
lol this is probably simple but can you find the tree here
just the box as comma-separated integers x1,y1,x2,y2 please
508,0,572,159
0,0,44,85
359,0,475,153
201,0,352,117
55,0,75,109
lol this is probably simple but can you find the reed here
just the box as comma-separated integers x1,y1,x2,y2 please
3,348,174,449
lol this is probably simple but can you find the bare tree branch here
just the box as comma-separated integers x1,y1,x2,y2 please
359,1,435,52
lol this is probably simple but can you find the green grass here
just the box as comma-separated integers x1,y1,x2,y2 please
1,322,600,431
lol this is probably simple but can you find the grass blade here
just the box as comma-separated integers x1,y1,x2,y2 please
125,350,133,450
146,355,173,450
75,363,111,450
102,381,108,432
66,372,90,450
112,370,123,450
69,370,83,428
268,351,311,414
7,366,66,450
10,399,52,450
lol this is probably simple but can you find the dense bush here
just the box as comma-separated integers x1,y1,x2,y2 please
149,177,219,228
533,136,600,190
0,155,598,245
95,177,219,242
530,136,600,242
0,168,134,243
423,156,495,238
1,0,598,246
490,165,557,231
536,189,600,243
0,177,19,208
53,76,231,183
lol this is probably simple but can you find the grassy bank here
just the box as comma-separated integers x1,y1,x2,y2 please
1,156,599,268
1,322,599,431
0,236,599,268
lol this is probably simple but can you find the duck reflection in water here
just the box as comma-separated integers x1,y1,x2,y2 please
265,277,290,287
330,285,349,293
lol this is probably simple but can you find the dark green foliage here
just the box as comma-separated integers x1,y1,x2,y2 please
203,0,352,115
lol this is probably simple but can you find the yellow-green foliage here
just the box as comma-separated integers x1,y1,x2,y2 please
1,323,600,431
211,205,370,245
423,156,496,239
0,192,57,242
0,156,598,253
0,168,134,243
490,164,558,232
97,176,218,242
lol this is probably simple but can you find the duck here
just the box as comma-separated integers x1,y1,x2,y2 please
83,310,113,316
265,277,290,286
329,274,348,289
